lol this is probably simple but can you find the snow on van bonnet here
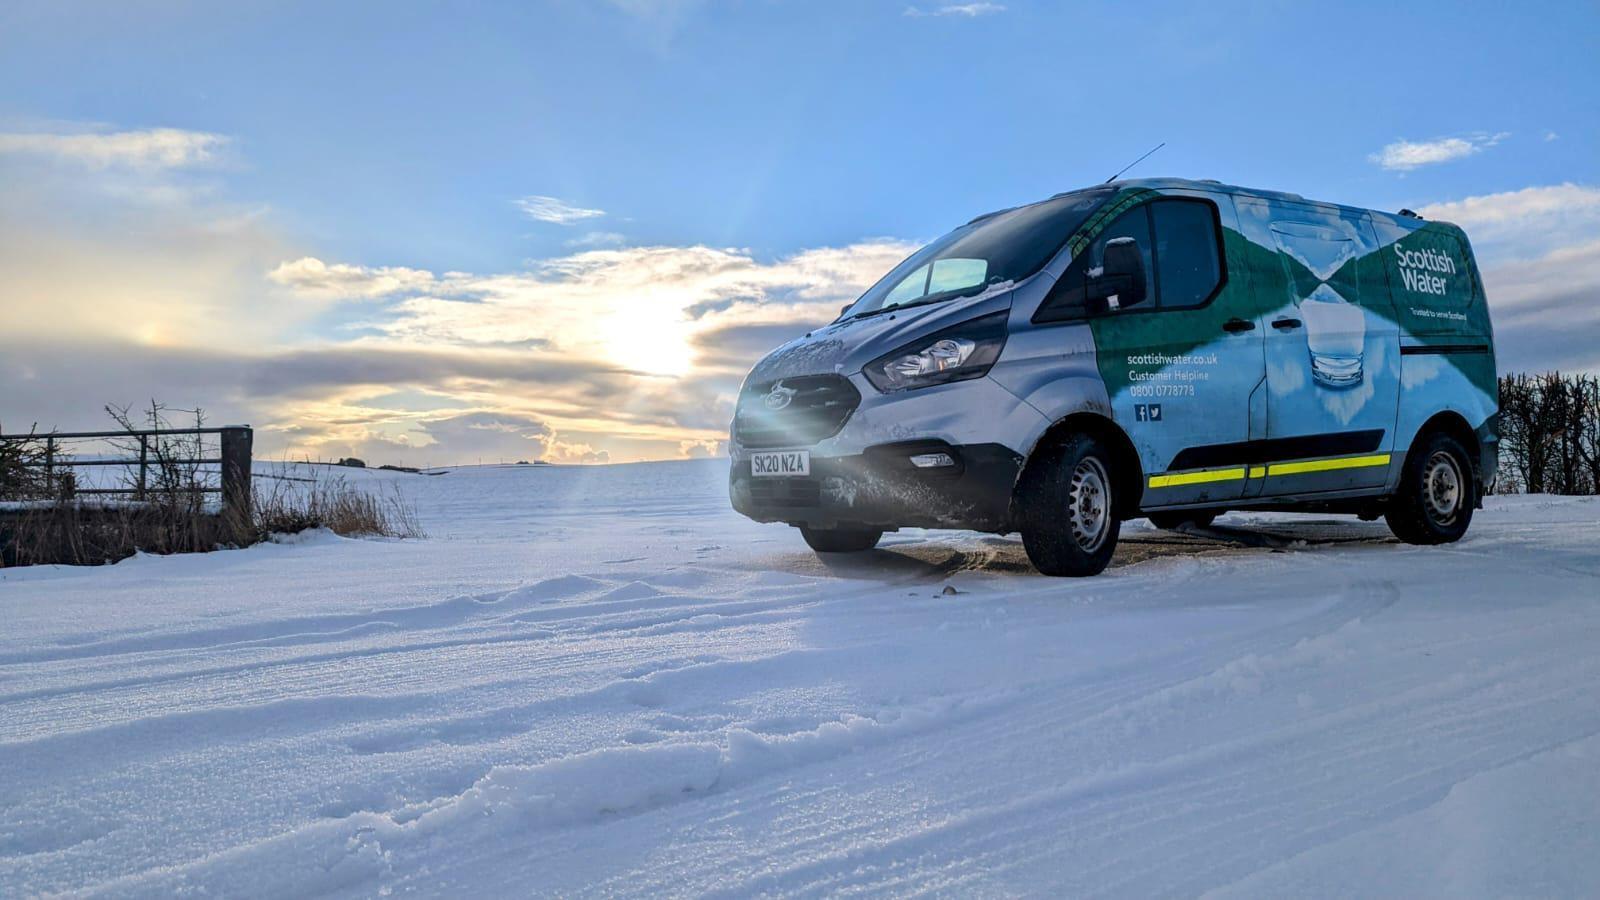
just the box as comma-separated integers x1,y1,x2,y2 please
2,461,1598,896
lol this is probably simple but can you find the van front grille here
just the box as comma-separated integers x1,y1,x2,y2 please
733,375,860,449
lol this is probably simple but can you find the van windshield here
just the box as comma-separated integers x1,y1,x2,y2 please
842,188,1111,319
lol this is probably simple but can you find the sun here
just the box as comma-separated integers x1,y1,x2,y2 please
599,295,694,377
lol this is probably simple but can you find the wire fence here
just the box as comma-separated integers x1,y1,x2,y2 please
0,426,253,518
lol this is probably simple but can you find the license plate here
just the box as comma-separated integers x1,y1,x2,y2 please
750,450,810,477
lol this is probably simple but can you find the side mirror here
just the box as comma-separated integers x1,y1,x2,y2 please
839,303,852,318
1086,237,1148,314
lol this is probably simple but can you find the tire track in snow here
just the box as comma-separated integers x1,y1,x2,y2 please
550,570,1587,890
685,648,1599,898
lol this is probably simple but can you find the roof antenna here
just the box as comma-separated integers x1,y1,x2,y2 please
1104,142,1166,183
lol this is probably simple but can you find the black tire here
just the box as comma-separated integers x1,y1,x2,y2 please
1019,432,1120,577
1148,511,1217,530
799,526,883,554
1385,431,1476,545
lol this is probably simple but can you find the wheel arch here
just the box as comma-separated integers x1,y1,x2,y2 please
1408,410,1480,479
1015,412,1145,522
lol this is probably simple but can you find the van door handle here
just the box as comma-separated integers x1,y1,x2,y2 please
1272,317,1303,330
1222,318,1255,333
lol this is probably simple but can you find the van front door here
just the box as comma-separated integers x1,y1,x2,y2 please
1237,200,1400,495
1049,191,1266,507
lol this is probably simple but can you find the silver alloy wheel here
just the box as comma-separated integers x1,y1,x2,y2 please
1068,456,1112,552
1423,450,1463,525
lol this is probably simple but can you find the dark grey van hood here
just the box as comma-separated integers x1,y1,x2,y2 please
743,289,1017,385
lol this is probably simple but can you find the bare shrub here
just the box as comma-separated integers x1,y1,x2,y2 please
0,426,51,500
1498,372,1600,495
104,401,213,505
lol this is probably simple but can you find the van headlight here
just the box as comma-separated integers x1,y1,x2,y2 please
863,311,1009,392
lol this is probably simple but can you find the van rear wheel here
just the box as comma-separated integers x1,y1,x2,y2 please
799,526,882,554
1385,431,1475,545
1020,433,1119,577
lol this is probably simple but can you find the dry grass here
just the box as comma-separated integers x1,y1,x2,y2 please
1,475,423,567
0,500,227,567
252,472,424,541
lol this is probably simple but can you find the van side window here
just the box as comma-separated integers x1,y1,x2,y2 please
1035,197,1225,322
1036,206,1154,321
1151,200,1225,309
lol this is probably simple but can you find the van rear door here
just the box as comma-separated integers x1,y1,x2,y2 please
1237,200,1400,495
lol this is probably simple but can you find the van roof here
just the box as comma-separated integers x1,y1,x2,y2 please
1054,177,1465,234
1090,176,1309,203
971,178,1464,235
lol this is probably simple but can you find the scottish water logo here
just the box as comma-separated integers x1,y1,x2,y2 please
1394,245,1456,296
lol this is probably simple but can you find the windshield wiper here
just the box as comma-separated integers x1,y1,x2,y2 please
847,282,997,321
850,297,938,321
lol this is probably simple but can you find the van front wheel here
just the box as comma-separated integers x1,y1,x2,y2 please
1385,432,1475,545
1020,433,1119,577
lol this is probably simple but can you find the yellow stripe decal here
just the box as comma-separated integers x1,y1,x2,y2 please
1266,454,1391,477
1149,454,1392,489
1148,468,1246,488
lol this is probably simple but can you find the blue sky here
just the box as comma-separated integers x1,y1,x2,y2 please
2,1,1597,463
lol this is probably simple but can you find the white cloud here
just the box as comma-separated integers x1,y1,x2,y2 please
276,239,913,376
566,231,628,248
0,127,227,170
1369,132,1508,172
1480,239,1600,375
418,411,611,464
268,257,436,299
904,2,1005,16
1417,183,1600,229
0,120,914,464
1417,183,1600,263
516,195,606,225
0,118,913,463
1545,131,1560,142
242,238,912,461
0,184,295,350
1406,183,1600,374
1484,239,1600,308
678,438,725,458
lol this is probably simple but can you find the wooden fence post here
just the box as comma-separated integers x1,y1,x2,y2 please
220,426,253,529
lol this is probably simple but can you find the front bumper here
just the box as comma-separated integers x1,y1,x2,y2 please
729,441,1023,532
728,372,1046,532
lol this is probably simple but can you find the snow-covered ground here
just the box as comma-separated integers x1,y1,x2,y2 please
2,460,1598,897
